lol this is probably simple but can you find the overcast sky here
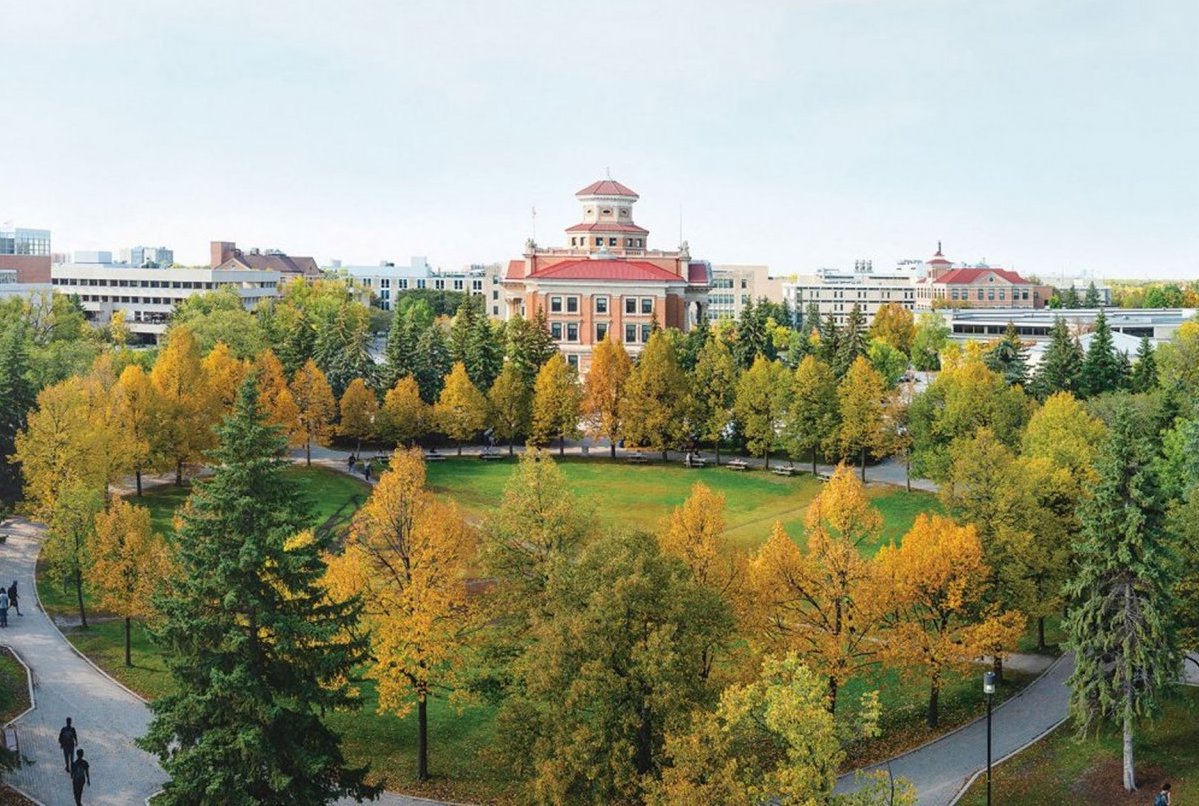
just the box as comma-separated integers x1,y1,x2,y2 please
2,1,1197,280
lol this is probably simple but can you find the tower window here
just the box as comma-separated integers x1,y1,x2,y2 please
596,238,603,246
571,237,577,246
601,208,611,215
609,238,617,247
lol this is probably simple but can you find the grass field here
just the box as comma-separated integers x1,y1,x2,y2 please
0,647,30,723
958,687,1199,805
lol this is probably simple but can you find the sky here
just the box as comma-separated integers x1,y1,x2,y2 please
2,0,1197,280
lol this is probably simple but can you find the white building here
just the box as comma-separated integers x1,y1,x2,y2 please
709,264,785,320
0,269,53,301
334,257,504,315
945,307,1194,345
51,257,279,339
785,259,924,327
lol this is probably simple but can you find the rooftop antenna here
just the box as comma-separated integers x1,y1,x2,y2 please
679,205,684,245
606,166,612,180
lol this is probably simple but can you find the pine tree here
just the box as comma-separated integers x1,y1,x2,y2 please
802,300,821,340
412,324,452,404
1063,404,1179,792
140,377,376,805
983,322,1030,387
1031,317,1083,400
465,310,503,391
1080,309,1122,397
278,312,314,378
1130,337,1158,393
677,309,709,372
734,300,767,369
1083,281,1101,307
833,303,868,379
0,323,35,510
383,304,419,387
505,314,557,386
818,312,841,367
1061,286,1081,309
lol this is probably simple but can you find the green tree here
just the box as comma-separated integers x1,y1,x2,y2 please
1079,309,1125,397
623,330,688,459
1063,403,1179,792
530,353,582,455
690,335,738,464
832,304,868,378
278,310,315,378
1031,317,1084,400
1083,281,1101,307
733,356,790,468
911,312,949,372
0,323,35,511
983,322,1030,387
466,310,504,391
383,299,426,387
487,362,531,454
1061,286,1081,308
785,355,840,474
866,338,908,387
313,303,374,398
1129,337,1158,393
836,356,891,481
434,361,488,454
505,311,557,386
170,288,266,359
412,323,452,404
734,299,768,369
140,378,376,805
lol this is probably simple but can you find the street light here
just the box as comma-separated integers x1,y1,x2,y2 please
983,671,997,805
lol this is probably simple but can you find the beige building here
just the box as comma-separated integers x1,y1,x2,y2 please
709,264,785,320
914,244,1053,310
784,259,922,327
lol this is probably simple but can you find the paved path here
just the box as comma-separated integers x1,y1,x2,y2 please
835,653,1074,806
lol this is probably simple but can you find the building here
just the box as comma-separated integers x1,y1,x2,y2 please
52,253,279,340
945,307,1194,345
915,243,1053,310
211,240,320,279
334,258,504,314
785,259,923,327
120,246,174,267
501,178,711,372
709,264,784,320
0,269,53,301
0,224,52,283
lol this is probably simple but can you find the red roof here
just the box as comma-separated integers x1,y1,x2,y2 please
688,262,709,284
576,179,639,198
525,259,683,282
564,221,649,234
933,268,1030,285
506,259,525,279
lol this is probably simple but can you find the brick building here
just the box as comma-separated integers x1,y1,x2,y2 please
915,243,1052,310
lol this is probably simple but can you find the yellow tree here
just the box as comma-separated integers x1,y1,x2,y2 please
836,355,892,481
733,355,791,468
623,330,687,460
338,377,378,456
114,364,159,496
201,342,248,418
747,465,886,711
530,352,582,456
785,355,840,474
289,358,336,465
378,375,431,447
151,325,215,485
867,302,915,354
487,362,531,455
90,498,174,666
255,349,304,446
875,513,1025,727
434,362,488,455
583,332,632,457
323,449,477,782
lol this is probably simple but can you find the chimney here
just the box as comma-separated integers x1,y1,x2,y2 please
211,241,237,267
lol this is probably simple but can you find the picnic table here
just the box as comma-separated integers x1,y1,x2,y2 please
726,459,749,472
626,454,650,464
683,454,707,468
772,464,800,477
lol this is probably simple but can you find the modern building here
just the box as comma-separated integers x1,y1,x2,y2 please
709,264,785,320
501,178,712,372
0,224,52,283
120,246,174,267
914,244,1053,310
0,269,53,301
211,241,320,279
785,259,923,327
333,258,504,314
944,307,1194,344
51,254,279,340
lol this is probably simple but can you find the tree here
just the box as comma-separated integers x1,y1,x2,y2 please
866,338,908,387
876,514,1024,728
623,331,688,459
836,356,892,481
337,377,378,456
150,326,215,485
1063,404,1179,792
530,353,582,456
1061,286,1081,308
832,304,868,378
201,342,248,417
1079,308,1124,397
140,378,376,804
911,312,949,372
734,299,768,369
171,288,267,359
747,466,886,711
868,302,915,354
785,355,840,474
690,335,738,464
379,375,430,447
983,322,1030,387
278,310,315,378
583,333,632,457
412,323,452,404
434,361,488,454
1084,281,1101,307
383,300,423,387
1129,337,1158,394
254,350,304,447
1157,320,1199,398
44,484,104,629
90,498,173,666
289,359,336,466
324,449,477,782
0,323,35,511
505,311,557,386
1031,317,1084,400
733,356,790,468
487,362,531,454
313,303,374,398
113,365,157,496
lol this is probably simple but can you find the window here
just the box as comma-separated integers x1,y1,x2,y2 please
625,298,637,315
551,322,563,340
566,296,578,313
998,288,1005,300
640,297,653,315
951,288,960,300
493,306,499,315
741,278,748,289
976,289,984,301
416,279,426,289
571,237,577,246
567,323,579,342
641,324,653,342
625,324,638,343
987,288,995,300
492,289,498,300
399,279,408,289
596,322,609,341
453,279,463,290
626,238,633,247
434,279,445,290
596,238,603,246
595,296,609,314
472,280,482,291
609,238,617,247
381,278,390,289
601,208,611,216
550,296,563,313
567,354,579,369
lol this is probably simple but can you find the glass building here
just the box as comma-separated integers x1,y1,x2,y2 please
0,227,51,256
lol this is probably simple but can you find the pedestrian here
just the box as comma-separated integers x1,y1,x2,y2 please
58,717,77,773
0,588,9,628
70,748,90,805
1155,783,1172,806
363,462,371,481
347,453,356,470
8,581,19,616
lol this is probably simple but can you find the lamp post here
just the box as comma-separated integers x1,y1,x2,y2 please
983,670,997,805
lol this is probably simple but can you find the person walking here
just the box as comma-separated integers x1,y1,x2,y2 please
7,581,19,616
58,717,78,773
0,588,9,628
1155,782,1172,806
70,748,90,805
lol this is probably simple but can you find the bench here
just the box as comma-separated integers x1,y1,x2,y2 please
479,451,506,461
772,465,800,477
423,452,447,462
816,473,832,483
3,727,18,762
626,454,650,464
683,457,707,468
726,460,749,472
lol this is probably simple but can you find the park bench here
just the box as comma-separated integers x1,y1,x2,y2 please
683,454,707,468
772,464,800,477
626,454,650,464
816,472,832,483
726,459,749,472
479,450,506,461
3,727,18,764
423,451,447,462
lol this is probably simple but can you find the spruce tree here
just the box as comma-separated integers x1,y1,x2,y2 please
833,303,867,378
140,377,376,805
383,304,418,387
279,313,314,378
802,300,821,339
1063,403,1179,792
1084,281,1101,307
465,310,503,391
818,312,841,368
1130,337,1158,393
983,322,1030,386
734,299,766,369
1031,317,1083,400
412,325,452,404
1080,309,1122,397
1061,286,1081,309
0,323,35,510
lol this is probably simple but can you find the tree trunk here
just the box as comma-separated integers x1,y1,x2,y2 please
764,450,770,469
1037,616,1046,652
635,705,653,775
135,468,142,497
175,458,184,486
828,676,838,714
992,654,1003,684
662,448,668,462
812,447,818,475
124,617,132,667
610,442,616,458
306,439,312,466
456,440,462,456
559,435,565,456
1122,711,1136,791
905,456,911,492
75,569,88,629
356,436,362,457
860,447,867,482
926,681,939,728
508,439,514,456
418,695,429,781
715,443,721,465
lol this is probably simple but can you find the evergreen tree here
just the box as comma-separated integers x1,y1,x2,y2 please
465,311,503,391
734,300,767,369
0,323,35,510
983,322,1030,386
278,313,314,378
1130,337,1158,393
383,304,419,388
412,325,452,404
832,304,867,378
448,299,476,365
505,312,556,386
678,309,709,372
818,312,841,367
1061,286,1081,309
313,306,373,398
1079,309,1123,397
1063,404,1179,792
1031,317,1083,400
140,377,376,805
801,300,821,340
1084,281,1101,307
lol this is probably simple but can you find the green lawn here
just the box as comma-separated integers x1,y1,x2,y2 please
0,647,30,723
958,687,1199,805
